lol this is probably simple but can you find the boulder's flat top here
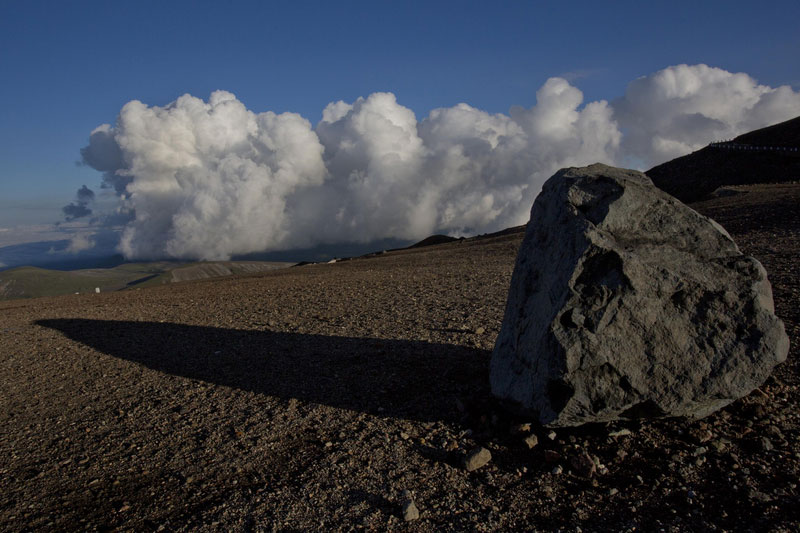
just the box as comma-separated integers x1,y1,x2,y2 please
1,184,798,531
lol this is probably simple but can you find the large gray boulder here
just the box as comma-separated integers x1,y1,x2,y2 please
490,163,789,427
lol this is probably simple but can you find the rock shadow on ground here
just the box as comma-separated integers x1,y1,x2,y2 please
36,318,490,423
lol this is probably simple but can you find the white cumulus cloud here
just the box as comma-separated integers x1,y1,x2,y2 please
613,64,800,166
78,64,800,261
87,91,327,260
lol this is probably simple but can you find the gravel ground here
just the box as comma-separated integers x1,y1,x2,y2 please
1,184,798,532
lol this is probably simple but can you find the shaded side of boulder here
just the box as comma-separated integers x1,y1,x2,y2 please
490,163,789,427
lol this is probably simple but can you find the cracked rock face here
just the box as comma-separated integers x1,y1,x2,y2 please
490,164,789,427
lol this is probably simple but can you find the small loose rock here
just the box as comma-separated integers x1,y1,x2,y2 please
511,423,532,435
463,446,492,472
544,449,561,463
523,434,539,449
692,446,708,456
401,501,419,522
608,428,632,438
570,451,596,478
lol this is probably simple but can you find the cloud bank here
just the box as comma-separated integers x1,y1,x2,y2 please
614,64,800,165
78,64,800,260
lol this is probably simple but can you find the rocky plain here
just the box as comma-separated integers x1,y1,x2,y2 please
1,181,798,532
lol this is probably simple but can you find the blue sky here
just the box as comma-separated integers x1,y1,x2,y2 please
0,0,799,265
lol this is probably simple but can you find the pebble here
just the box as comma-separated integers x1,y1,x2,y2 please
511,423,532,435
551,465,563,475
689,428,713,443
608,488,619,496
710,439,727,453
475,327,486,335
547,430,557,441
454,399,466,413
401,500,419,522
749,489,772,503
523,434,539,449
761,437,774,452
608,428,632,438
463,446,492,472
766,425,784,440
544,450,562,463
570,451,596,478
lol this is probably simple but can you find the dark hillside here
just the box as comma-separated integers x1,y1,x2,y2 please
647,116,800,202
409,234,459,248
736,115,800,146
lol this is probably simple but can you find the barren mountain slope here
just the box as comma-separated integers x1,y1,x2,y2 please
1,184,798,532
0,261,292,302
647,115,800,202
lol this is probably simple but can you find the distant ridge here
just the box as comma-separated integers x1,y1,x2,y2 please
409,234,459,248
734,116,800,146
294,226,527,267
646,115,800,203
0,261,292,301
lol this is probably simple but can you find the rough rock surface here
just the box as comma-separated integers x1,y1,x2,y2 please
491,163,789,427
463,446,492,472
